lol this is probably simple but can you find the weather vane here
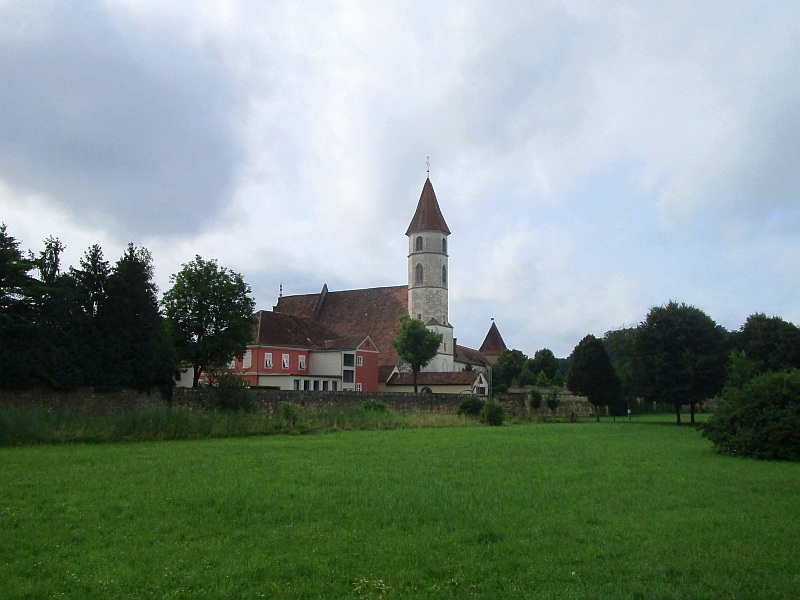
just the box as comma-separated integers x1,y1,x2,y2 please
426,156,430,178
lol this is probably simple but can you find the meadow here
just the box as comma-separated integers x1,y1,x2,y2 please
1,417,798,599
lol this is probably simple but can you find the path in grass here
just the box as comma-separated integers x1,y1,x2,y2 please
1,421,798,598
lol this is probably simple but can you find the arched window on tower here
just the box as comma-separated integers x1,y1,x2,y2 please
415,236,423,252
415,263,423,285
442,238,447,254
442,265,447,287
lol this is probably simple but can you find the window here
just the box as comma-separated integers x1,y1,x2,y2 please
294,379,300,390
421,387,432,394
228,359,237,369
174,371,182,381
313,380,319,391
303,380,310,390
299,355,306,370
282,354,289,369
442,265,447,287
442,238,447,254
357,355,363,367
343,369,354,383
243,350,252,369
265,353,273,369
323,380,329,391
332,381,338,391
356,383,362,392
343,353,355,367
415,263,423,285
415,236,423,251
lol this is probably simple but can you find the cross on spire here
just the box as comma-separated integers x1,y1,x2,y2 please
426,156,430,178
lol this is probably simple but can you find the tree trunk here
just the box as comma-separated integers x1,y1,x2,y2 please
675,403,682,425
690,402,695,424
192,365,202,388
413,368,418,393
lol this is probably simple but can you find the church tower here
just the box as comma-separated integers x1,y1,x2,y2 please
406,177,454,371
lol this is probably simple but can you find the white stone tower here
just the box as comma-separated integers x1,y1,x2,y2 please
406,177,454,371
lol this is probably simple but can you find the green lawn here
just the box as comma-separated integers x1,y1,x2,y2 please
1,421,798,598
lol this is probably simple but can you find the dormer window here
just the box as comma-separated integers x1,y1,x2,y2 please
442,238,447,254
415,236,423,252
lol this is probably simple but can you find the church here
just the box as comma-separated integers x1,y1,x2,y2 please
228,176,507,395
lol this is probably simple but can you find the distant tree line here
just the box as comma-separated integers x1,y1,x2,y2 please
492,300,800,438
0,224,254,396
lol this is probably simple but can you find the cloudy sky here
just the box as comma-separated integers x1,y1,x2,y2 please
1,0,799,357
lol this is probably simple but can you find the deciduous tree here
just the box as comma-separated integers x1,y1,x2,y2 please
633,301,728,424
531,348,559,381
163,256,255,388
391,315,443,393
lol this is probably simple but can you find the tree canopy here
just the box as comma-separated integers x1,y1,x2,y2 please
566,334,619,421
732,313,800,375
531,348,559,381
162,256,256,388
633,301,728,424
492,349,528,392
391,315,443,393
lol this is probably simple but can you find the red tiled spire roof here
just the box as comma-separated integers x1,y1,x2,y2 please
405,178,451,235
479,322,507,356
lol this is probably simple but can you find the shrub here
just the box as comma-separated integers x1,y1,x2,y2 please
281,401,300,430
457,396,485,417
361,400,387,412
480,400,504,426
546,390,560,414
529,390,543,410
210,372,254,412
703,368,800,461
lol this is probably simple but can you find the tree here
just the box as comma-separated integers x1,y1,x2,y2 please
531,348,559,381
633,301,728,425
732,313,800,376
98,243,175,394
603,327,638,413
567,334,619,422
492,349,528,391
391,315,443,393
163,256,256,388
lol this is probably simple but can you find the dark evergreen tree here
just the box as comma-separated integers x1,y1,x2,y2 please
97,243,175,395
633,301,728,424
0,224,39,389
567,334,620,422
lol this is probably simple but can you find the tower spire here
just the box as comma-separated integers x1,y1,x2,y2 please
426,156,430,178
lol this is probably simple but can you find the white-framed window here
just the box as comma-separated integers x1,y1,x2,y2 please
243,350,252,370
332,381,338,391
304,380,310,390
299,355,306,370
343,370,354,383
282,354,290,369
323,381,329,391
228,358,237,369
293,379,300,390
357,355,363,367
356,383,362,391
265,353,273,369
313,380,320,391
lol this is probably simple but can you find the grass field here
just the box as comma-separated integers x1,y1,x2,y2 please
1,417,798,598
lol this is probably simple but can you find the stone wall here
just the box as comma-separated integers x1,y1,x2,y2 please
0,386,594,418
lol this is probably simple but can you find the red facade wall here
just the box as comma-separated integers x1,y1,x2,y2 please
232,346,310,386
355,338,380,392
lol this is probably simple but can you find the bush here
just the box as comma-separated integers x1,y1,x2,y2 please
480,401,504,426
546,390,560,414
529,390,543,410
703,369,800,461
281,401,300,429
210,372,254,412
361,400,387,412
457,396,485,417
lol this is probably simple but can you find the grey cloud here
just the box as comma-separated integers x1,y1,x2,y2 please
0,0,242,237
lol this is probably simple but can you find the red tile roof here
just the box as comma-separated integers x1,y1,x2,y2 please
405,178,451,235
252,310,339,348
479,322,507,356
274,285,408,366
386,370,480,386
454,344,491,367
